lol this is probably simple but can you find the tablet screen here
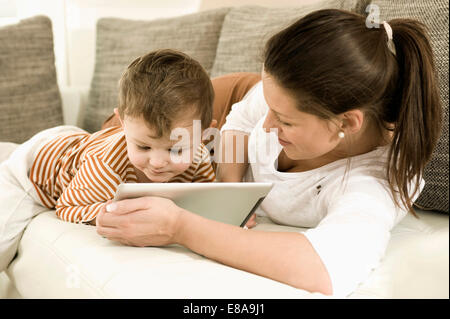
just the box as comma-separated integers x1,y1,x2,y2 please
114,183,273,227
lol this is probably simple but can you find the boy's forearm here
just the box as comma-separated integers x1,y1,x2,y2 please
55,202,105,225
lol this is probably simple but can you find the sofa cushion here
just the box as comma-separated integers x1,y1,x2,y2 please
371,0,449,213
82,8,230,133
0,142,18,163
210,1,362,78
0,16,64,143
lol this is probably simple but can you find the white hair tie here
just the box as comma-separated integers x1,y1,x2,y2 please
382,21,397,56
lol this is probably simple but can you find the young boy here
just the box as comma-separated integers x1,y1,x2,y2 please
28,49,216,225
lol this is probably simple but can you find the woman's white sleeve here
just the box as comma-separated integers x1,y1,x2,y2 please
220,81,268,134
303,181,405,298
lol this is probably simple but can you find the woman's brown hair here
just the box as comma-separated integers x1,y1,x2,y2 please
263,9,442,216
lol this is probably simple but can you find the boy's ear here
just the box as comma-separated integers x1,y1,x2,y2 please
201,119,218,143
114,108,124,127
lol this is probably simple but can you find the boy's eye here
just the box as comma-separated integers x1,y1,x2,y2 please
137,145,151,150
169,148,183,156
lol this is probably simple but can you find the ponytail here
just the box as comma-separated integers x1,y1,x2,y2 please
386,19,442,215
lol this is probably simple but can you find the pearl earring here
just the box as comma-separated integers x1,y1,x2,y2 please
338,131,345,139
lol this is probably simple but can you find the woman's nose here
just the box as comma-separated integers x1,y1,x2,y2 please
262,111,278,133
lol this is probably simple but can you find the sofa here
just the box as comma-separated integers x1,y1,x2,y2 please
0,0,448,298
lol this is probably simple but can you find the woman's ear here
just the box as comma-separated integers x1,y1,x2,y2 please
341,109,364,134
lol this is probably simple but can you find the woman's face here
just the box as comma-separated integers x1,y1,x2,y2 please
261,71,343,161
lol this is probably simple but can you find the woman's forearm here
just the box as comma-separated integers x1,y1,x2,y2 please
174,209,333,295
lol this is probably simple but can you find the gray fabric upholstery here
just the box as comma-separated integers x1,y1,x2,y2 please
372,0,449,212
210,1,362,78
0,16,63,143
82,8,230,133
354,0,373,15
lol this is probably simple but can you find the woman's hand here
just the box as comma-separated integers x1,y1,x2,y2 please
95,197,184,247
245,214,257,228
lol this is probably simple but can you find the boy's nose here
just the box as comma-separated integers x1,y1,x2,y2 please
149,156,168,169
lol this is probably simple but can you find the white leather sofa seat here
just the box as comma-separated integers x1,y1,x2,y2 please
3,206,448,299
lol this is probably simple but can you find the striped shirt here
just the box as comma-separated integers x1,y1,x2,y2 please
29,126,215,223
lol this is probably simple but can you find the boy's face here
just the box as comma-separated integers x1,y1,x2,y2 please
121,115,198,182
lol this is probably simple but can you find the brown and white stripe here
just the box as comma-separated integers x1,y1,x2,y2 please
169,143,216,183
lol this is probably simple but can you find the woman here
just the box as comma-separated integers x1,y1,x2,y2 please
95,9,442,297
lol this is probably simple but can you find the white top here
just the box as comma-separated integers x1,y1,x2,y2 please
220,81,424,297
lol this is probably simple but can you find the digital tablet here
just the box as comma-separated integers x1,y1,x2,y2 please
114,183,273,227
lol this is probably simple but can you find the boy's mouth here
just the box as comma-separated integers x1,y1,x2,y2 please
149,168,166,174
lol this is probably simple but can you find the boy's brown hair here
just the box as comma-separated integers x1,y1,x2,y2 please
118,49,214,138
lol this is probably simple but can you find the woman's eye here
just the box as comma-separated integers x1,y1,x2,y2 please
274,114,292,127
278,118,292,126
